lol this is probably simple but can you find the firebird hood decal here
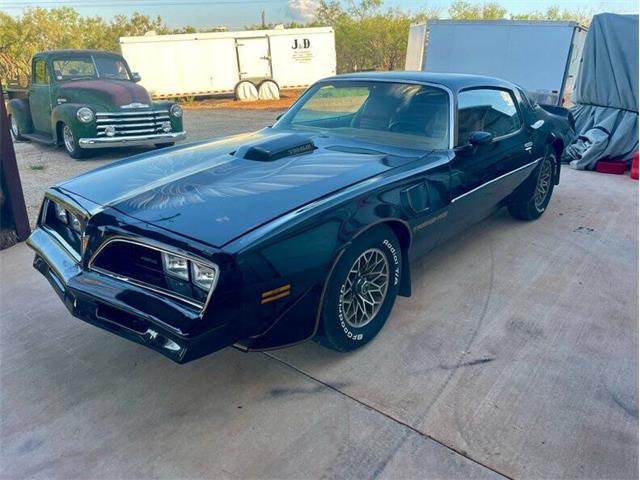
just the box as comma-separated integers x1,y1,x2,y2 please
60,131,396,247
121,152,373,210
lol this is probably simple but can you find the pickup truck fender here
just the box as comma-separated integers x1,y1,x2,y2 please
51,104,95,145
8,98,33,134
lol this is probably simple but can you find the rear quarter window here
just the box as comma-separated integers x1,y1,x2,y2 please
457,88,522,145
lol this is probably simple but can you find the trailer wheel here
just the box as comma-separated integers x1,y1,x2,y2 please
258,80,280,100
235,81,258,102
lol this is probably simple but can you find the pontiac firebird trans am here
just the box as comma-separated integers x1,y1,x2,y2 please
28,72,572,363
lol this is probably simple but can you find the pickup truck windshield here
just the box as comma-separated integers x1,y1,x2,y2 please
52,56,130,82
275,81,450,150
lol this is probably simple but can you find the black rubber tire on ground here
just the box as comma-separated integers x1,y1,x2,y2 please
155,142,175,149
9,115,24,141
508,153,556,221
61,123,87,160
314,225,401,352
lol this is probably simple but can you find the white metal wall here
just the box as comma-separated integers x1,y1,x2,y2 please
425,22,577,98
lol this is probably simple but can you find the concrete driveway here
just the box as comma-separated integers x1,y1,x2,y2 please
1,109,638,479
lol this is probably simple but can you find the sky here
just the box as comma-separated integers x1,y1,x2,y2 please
0,0,637,30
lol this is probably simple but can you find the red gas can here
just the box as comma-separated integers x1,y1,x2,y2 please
596,160,626,175
631,151,639,180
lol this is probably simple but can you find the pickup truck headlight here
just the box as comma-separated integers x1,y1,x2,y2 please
191,263,217,291
76,107,94,123
170,104,183,118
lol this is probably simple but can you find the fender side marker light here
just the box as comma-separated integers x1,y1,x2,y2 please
261,284,291,304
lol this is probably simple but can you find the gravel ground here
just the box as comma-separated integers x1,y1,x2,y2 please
12,108,285,227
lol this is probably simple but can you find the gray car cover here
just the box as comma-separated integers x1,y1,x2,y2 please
565,13,639,170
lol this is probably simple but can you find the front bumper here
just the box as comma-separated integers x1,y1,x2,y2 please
78,131,186,149
26,228,236,363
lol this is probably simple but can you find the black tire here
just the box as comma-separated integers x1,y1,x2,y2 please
315,225,401,352
155,142,175,149
508,153,556,221
9,115,24,141
61,123,87,159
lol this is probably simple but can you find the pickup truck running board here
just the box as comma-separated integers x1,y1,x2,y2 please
21,132,55,145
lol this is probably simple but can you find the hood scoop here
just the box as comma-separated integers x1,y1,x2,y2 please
236,133,315,161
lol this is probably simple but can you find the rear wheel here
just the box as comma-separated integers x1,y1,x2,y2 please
315,225,401,352
61,123,87,160
258,80,280,100
508,153,555,220
10,115,24,141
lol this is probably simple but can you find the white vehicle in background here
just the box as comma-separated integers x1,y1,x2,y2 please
119,27,336,101
405,20,587,106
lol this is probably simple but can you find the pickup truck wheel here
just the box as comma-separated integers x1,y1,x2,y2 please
508,153,555,220
62,124,86,160
315,225,401,352
10,115,24,141
155,142,175,149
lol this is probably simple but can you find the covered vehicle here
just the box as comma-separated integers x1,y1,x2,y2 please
28,72,571,363
564,13,639,170
7,50,186,159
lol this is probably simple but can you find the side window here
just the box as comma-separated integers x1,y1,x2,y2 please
33,59,49,85
457,88,521,145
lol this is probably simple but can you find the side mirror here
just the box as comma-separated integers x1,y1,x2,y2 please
131,72,141,83
468,131,493,146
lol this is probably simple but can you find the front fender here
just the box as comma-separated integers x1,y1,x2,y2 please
51,104,96,144
153,100,184,132
8,98,33,134
231,180,420,351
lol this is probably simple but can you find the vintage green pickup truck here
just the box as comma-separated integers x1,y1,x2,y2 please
7,49,186,159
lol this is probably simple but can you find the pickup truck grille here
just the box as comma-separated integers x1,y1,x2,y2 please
95,110,171,137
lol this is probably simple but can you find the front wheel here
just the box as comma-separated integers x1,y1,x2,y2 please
508,153,555,220
61,123,87,160
10,115,24,141
314,225,401,352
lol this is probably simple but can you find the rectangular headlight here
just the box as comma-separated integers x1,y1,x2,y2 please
69,212,83,233
191,262,216,291
54,202,68,224
161,252,189,281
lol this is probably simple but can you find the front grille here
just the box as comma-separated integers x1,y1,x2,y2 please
90,240,211,309
95,110,171,137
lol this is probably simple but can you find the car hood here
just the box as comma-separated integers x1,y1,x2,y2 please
57,79,151,109
59,130,411,247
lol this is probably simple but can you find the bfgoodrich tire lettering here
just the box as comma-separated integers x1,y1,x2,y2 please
315,225,401,352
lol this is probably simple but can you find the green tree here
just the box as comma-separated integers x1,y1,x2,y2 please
449,1,507,20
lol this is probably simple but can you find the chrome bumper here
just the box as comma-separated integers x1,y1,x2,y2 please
78,131,186,149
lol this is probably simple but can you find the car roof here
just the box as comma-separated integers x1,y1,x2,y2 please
321,71,518,93
37,49,122,58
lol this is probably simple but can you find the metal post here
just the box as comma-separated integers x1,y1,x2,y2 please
0,88,31,248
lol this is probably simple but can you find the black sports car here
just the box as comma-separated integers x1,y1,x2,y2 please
27,72,573,363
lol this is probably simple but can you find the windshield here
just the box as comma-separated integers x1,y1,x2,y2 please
275,81,450,150
52,55,131,81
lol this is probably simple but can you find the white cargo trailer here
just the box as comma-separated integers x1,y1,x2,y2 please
405,20,587,106
119,27,336,101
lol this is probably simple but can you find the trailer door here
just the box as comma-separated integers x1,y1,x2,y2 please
236,37,272,79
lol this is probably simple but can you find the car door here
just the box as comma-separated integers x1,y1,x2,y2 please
236,37,272,80
447,87,531,225
29,58,53,134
